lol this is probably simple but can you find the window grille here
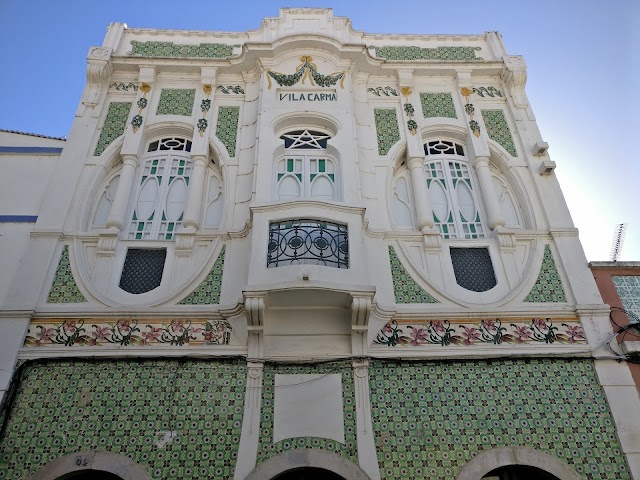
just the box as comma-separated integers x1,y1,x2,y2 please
267,220,348,268
119,248,166,294
450,247,496,292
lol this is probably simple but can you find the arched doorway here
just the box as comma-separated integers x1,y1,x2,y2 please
274,467,346,480
56,472,124,480
483,465,560,480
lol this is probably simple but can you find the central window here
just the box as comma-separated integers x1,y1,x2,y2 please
424,139,486,239
275,130,337,201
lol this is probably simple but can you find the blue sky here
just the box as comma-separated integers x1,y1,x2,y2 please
1,0,638,260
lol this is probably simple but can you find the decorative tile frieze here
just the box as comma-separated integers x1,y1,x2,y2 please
374,108,400,155
179,247,225,304
368,86,398,97
420,93,457,118
156,88,196,116
524,245,567,302
46,246,86,303
371,45,481,61
369,358,630,480
23,317,232,347
257,362,357,464
109,82,138,92
0,359,246,479
217,85,245,94
612,276,640,321
215,106,240,157
93,102,132,156
481,109,518,156
374,317,585,347
388,246,439,304
473,86,502,97
265,55,346,89
128,41,236,58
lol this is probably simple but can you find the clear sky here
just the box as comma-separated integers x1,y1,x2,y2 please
1,0,638,261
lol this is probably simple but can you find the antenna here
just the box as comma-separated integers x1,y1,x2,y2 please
610,223,627,261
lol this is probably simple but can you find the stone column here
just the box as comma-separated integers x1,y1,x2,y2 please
182,155,208,229
472,156,505,230
105,154,138,230
407,156,433,231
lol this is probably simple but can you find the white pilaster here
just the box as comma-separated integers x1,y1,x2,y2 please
105,154,138,230
182,155,208,229
407,157,433,231
473,156,505,230
234,362,264,480
353,360,381,480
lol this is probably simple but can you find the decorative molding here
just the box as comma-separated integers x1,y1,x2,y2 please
217,85,245,94
460,87,481,137
131,82,151,133
524,245,567,302
265,55,346,89
197,84,213,137
473,86,502,98
388,246,439,304
24,317,233,347
367,86,398,97
127,41,237,58
178,246,226,304
370,45,482,61
373,108,400,155
374,317,585,347
46,246,87,304
93,102,132,156
481,109,518,156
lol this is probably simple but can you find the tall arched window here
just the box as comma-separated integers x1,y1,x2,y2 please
275,129,337,201
127,137,192,240
424,139,485,239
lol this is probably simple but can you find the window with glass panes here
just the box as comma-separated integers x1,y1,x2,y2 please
275,130,337,201
127,137,192,240
424,139,485,239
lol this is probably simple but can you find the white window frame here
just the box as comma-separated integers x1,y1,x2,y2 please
424,139,486,239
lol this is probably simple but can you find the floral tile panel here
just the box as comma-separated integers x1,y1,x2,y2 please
23,318,233,347
374,317,586,347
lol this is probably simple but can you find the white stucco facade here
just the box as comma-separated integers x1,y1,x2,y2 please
0,9,638,480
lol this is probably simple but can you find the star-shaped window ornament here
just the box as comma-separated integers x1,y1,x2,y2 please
281,130,330,149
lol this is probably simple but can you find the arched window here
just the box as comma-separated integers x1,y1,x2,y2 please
127,137,192,240
275,130,337,201
424,139,485,239
92,173,120,227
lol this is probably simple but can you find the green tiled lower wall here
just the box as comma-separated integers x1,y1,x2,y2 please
369,358,630,480
0,359,246,480
256,362,357,464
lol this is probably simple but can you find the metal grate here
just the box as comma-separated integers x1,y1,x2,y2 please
119,248,166,294
267,220,348,268
450,247,496,292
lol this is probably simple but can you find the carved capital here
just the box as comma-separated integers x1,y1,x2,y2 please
423,228,442,252
501,55,528,109
494,226,517,250
245,296,266,327
175,229,196,256
97,231,118,256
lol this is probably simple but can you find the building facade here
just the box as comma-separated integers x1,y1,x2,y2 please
0,9,639,480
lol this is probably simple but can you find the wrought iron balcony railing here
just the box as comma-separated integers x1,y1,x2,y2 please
267,219,348,268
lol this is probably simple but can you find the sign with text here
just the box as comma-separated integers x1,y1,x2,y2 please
277,90,337,102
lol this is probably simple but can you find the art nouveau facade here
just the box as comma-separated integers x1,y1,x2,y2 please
1,8,639,480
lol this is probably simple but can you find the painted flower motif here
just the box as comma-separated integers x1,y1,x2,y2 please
403,103,415,116
203,330,218,344
382,322,394,333
137,97,148,109
63,320,77,334
117,319,132,333
431,321,446,334
92,326,110,342
533,318,549,331
200,99,211,113
400,86,412,97
142,327,162,345
462,326,481,346
409,327,428,346
203,84,212,96
170,319,185,333
481,319,497,333
564,325,584,343
131,115,143,130
197,118,208,135
514,325,532,343
37,327,55,343
460,87,473,97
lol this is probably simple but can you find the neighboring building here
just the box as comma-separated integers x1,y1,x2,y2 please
0,9,639,480
589,261,640,389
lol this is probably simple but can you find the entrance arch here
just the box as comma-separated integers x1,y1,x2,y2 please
245,450,370,480
456,447,581,480
27,451,153,480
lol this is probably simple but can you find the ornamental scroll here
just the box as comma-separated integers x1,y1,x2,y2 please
266,56,346,89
